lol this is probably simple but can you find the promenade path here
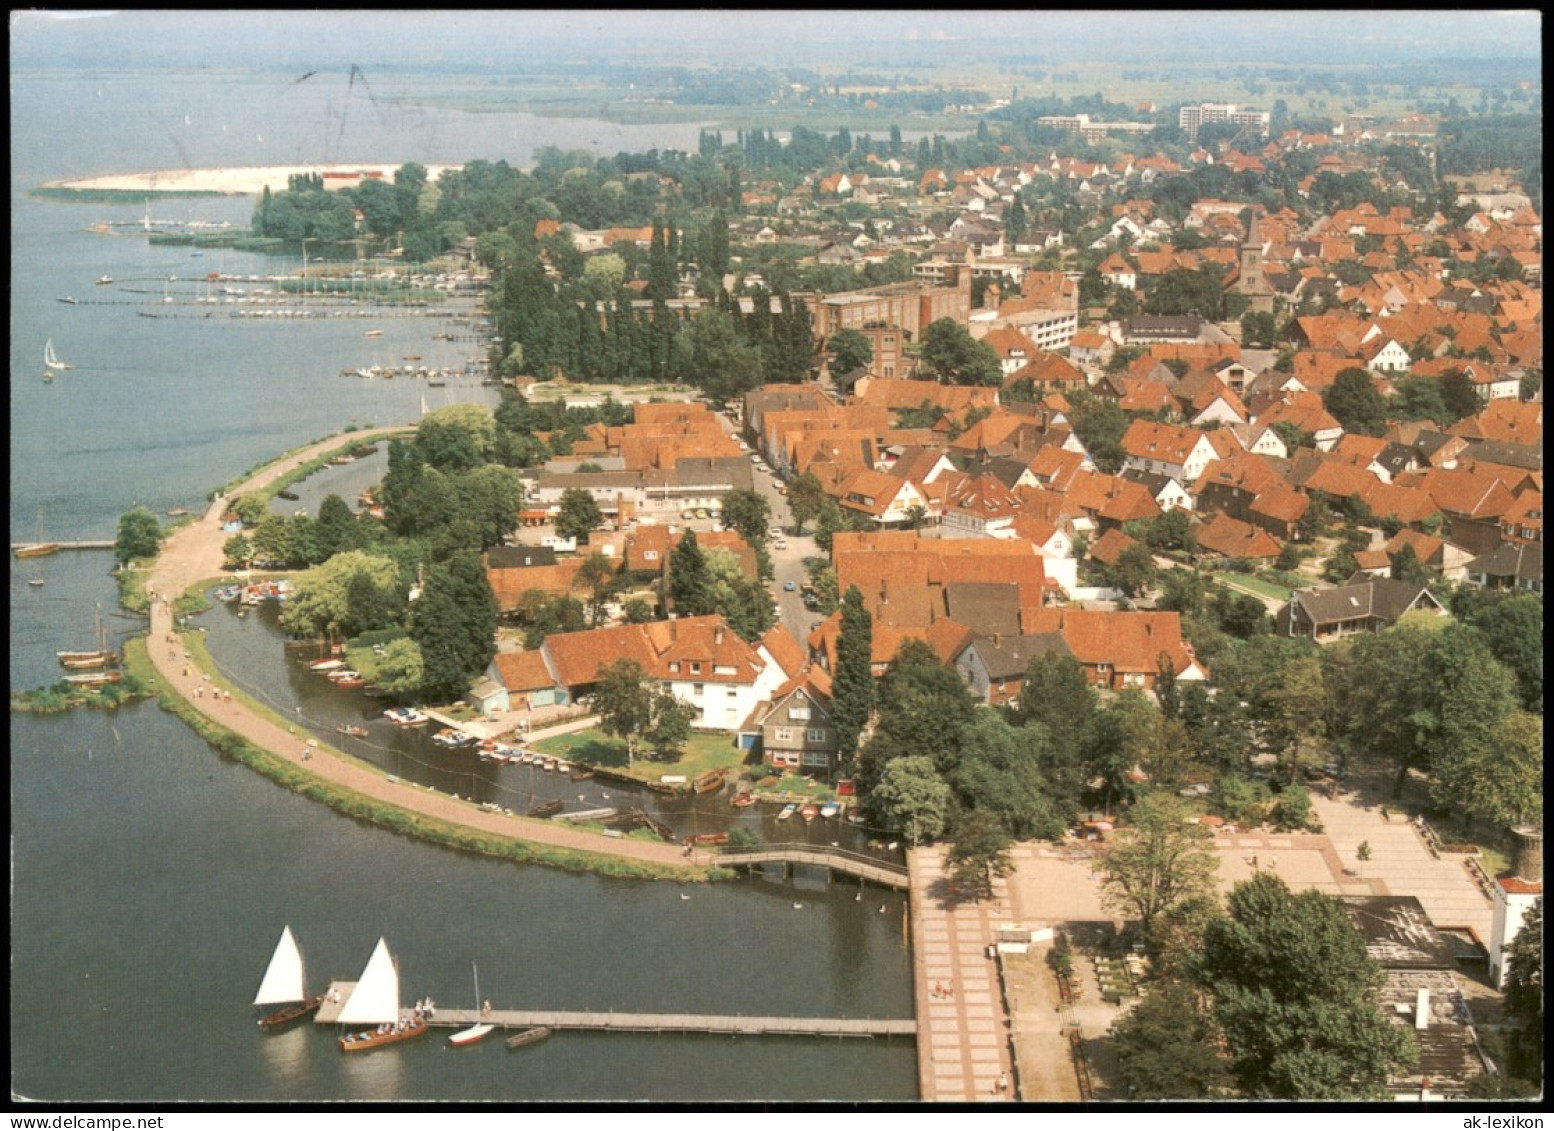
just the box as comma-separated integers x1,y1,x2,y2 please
142,428,708,876
1311,772,1495,943
909,847,1017,1103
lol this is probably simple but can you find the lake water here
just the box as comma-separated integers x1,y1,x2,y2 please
9,48,917,1103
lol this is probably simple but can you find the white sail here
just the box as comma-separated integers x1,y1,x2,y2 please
44,339,71,371
337,937,399,1025
253,925,306,1006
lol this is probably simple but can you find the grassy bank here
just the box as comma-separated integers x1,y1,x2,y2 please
164,607,704,882
10,659,150,714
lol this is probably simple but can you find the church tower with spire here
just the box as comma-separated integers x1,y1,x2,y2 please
1238,206,1275,315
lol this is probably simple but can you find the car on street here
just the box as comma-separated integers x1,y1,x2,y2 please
783,580,796,591
775,539,788,550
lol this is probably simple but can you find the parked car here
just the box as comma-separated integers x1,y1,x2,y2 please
783,580,797,591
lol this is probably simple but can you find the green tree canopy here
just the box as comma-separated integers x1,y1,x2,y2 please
1112,980,1231,1099
554,487,604,543
1201,873,1416,1099
114,507,163,566
786,471,826,534
410,550,498,703
1098,793,1220,936
719,488,771,551
281,551,403,640
1323,368,1388,437
832,585,876,768
593,657,654,765
867,755,952,845
919,318,1002,386
827,327,874,376
415,403,497,473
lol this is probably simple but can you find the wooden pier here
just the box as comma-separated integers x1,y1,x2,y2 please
315,984,912,1038
11,540,115,553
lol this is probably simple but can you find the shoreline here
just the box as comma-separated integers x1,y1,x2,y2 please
40,162,462,197
137,426,714,882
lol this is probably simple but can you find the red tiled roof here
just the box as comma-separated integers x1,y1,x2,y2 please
494,651,556,693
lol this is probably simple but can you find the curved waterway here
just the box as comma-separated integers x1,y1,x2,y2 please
11,60,916,1101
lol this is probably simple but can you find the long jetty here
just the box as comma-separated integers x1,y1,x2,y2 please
12,540,115,552
316,991,912,1039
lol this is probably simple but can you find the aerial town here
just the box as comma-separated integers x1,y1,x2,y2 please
12,10,1542,1107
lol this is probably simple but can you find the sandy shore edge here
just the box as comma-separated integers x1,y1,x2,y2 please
41,163,460,195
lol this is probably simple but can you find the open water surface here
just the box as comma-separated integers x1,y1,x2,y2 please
10,48,916,1103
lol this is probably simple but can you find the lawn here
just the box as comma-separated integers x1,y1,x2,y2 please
531,726,749,782
1221,572,1293,601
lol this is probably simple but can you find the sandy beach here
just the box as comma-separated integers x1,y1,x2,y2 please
42,163,460,196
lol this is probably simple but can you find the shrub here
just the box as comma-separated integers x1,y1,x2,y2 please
1272,783,1312,831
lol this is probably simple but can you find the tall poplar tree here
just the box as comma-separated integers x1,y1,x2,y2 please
832,585,875,771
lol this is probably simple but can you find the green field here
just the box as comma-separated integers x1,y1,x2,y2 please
531,726,749,781
1222,573,1293,601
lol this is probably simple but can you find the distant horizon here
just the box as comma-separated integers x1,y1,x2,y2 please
11,10,1543,70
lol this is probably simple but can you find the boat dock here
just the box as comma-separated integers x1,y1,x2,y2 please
11,540,115,552
716,845,912,891
315,985,912,1038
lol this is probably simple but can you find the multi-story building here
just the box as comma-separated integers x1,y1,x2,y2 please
1179,102,1271,141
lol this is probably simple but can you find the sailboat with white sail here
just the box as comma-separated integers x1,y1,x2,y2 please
44,339,74,372
337,938,427,1051
447,963,494,1047
254,925,324,1030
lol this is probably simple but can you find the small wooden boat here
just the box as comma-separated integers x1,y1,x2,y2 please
336,939,427,1052
64,671,122,687
527,799,564,819
692,769,726,796
336,724,369,738
332,674,366,689
254,925,323,1031
276,490,300,502
59,650,119,670
448,1022,494,1047
554,760,571,774
730,791,756,808
569,767,594,781
800,803,819,822
688,832,729,847
340,1016,428,1051
506,1026,551,1050
777,803,798,821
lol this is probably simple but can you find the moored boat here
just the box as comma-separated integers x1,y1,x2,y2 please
692,769,726,795
527,799,565,819
687,832,729,847
506,1026,551,1050
448,1022,494,1047
336,724,369,738
64,670,122,687
448,964,493,1047
777,803,798,821
337,938,427,1052
309,658,346,672
730,791,756,808
800,803,819,822
254,925,323,1031
820,802,841,819
384,707,429,727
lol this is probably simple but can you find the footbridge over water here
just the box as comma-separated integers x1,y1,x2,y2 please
715,843,910,890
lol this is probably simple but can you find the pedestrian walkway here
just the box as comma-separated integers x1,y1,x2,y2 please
908,847,1016,1103
1311,778,1494,942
